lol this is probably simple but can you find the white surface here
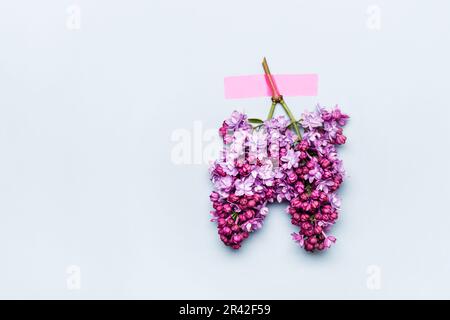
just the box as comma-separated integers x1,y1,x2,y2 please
0,0,449,299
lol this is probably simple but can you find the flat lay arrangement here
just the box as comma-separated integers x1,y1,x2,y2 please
209,59,349,252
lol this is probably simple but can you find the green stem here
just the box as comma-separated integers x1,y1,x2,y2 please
261,57,301,140
280,99,302,140
267,101,276,120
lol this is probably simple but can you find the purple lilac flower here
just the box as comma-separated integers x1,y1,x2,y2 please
323,120,340,139
244,217,264,232
214,175,233,197
303,130,321,143
300,110,323,130
225,111,248,130
324,235,337,248
209,107,348,252
235,176,255,196
329,193,341,209
317,179,335,194
291,232,304,247
281,149,300,169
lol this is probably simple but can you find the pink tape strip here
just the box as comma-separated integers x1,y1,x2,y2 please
224,74,318,99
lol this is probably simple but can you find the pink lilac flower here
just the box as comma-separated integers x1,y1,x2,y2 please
331,106,349,126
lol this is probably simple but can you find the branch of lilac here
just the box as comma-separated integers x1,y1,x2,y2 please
262,57,302,140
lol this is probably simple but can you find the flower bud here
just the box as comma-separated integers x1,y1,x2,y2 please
336,134,347,145
210,192,220,202
245,210,254,219
223,204,232,213
222,227,232,235
247,200,256,207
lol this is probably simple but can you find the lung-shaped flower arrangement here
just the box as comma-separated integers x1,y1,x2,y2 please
209,59,349,252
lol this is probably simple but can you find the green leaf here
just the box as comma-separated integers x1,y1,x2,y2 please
248,118,264,124
231,211,239,220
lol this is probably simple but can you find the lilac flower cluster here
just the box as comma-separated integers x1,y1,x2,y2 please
209,106,349,252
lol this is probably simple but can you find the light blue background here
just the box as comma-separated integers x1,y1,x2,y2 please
0,0,449,299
